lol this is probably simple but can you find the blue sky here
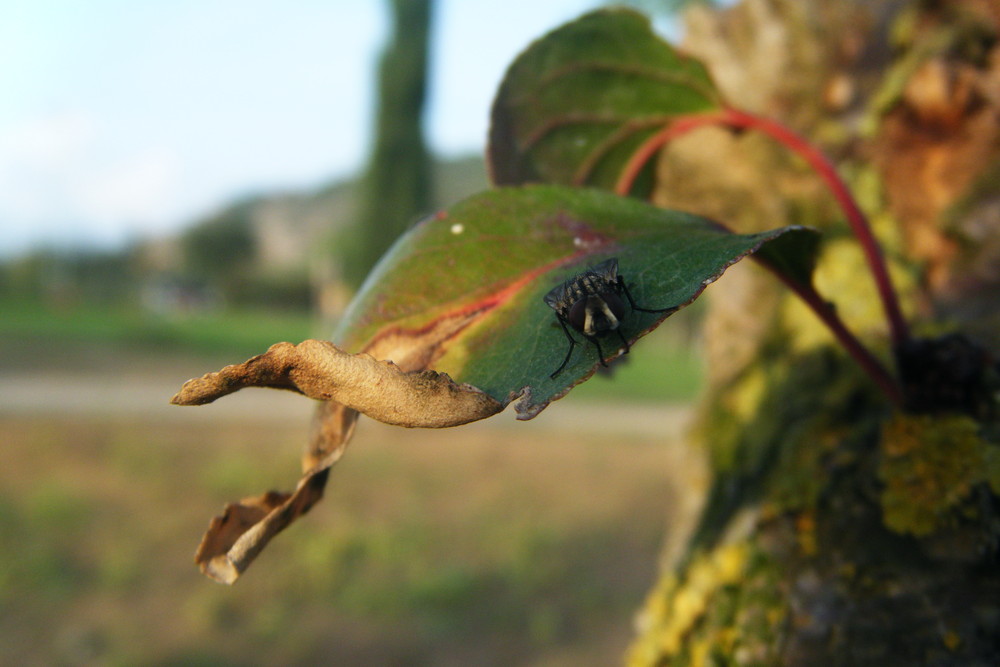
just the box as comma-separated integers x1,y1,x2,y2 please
0,1,684,256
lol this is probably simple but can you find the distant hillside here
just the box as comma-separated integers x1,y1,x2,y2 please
1,155,491,315
174,154,489,275
134,154,490,315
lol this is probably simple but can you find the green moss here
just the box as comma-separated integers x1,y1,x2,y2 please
702,366,773,474
878,414,991,536
766,429,839,515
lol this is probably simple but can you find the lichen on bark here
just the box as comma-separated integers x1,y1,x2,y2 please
879,413,996,537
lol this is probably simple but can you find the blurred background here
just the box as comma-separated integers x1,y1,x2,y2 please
0,1,705,664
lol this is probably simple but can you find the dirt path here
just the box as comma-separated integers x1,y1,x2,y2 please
0,336,693,436
0,364,693,437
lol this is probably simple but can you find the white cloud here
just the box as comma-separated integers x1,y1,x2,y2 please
0,1,603,257
76,146,183,236
0,112,183,252
0,113,96,249
0,111,96,168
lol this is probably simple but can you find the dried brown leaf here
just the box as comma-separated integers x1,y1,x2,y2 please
171,340,503,428
173,340,503,583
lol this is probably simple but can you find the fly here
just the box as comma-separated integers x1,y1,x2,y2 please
543,258,678,378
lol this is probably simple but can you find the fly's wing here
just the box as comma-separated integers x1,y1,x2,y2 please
587,258,619,286
543,280,572,315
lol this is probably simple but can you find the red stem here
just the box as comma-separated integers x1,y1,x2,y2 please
614,112,725,197
766,264,904,406
616,108,908,405
721,109,910,347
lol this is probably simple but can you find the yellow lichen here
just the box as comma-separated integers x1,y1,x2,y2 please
943,629,962,651
726,367,769,425
627,542,750,667
878,413,989,536
794,510,818,556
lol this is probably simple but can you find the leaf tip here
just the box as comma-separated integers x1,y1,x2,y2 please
170,376,217,406
199,556,240,585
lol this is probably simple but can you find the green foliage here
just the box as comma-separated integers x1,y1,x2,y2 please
335,184,816,416
223,271,314,311
180,203,256,281
490,8,721,194
0,297,318,358
570,324,704,403
0,247,139,304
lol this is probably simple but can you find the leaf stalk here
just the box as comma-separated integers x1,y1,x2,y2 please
616,108,908,406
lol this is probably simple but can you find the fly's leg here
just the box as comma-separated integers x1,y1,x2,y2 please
617,276,680,315
615,328,630,355
550,315,579,379
585,335,608,368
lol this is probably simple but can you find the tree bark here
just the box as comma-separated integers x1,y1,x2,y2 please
629,1,1000,664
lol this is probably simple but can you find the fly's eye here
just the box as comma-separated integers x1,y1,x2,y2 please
583,294,618,335
567,299,589,332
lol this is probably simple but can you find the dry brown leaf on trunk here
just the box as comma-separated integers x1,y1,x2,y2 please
172,340,503,583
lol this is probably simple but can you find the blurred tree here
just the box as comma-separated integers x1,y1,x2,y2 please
346,0,434,288
181,202,256,283
0,248,137,305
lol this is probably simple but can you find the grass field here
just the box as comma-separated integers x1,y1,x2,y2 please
0,297,704,402
0,300,704,665
0,298,321,359
0,413,705,666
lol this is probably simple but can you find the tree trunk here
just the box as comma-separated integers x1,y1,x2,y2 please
347,0,434,288
629,1,1000,664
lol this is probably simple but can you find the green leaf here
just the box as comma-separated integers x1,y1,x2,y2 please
333,185,818,419
489,8,722,194
751,225,822,293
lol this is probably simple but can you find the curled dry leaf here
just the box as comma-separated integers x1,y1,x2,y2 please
173,341,502,583
171,340,503,428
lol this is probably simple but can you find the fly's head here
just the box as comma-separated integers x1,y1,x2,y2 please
569,291,625,336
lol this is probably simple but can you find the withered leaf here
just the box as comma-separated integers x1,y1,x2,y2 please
171,340,503,428
173,341,502,583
